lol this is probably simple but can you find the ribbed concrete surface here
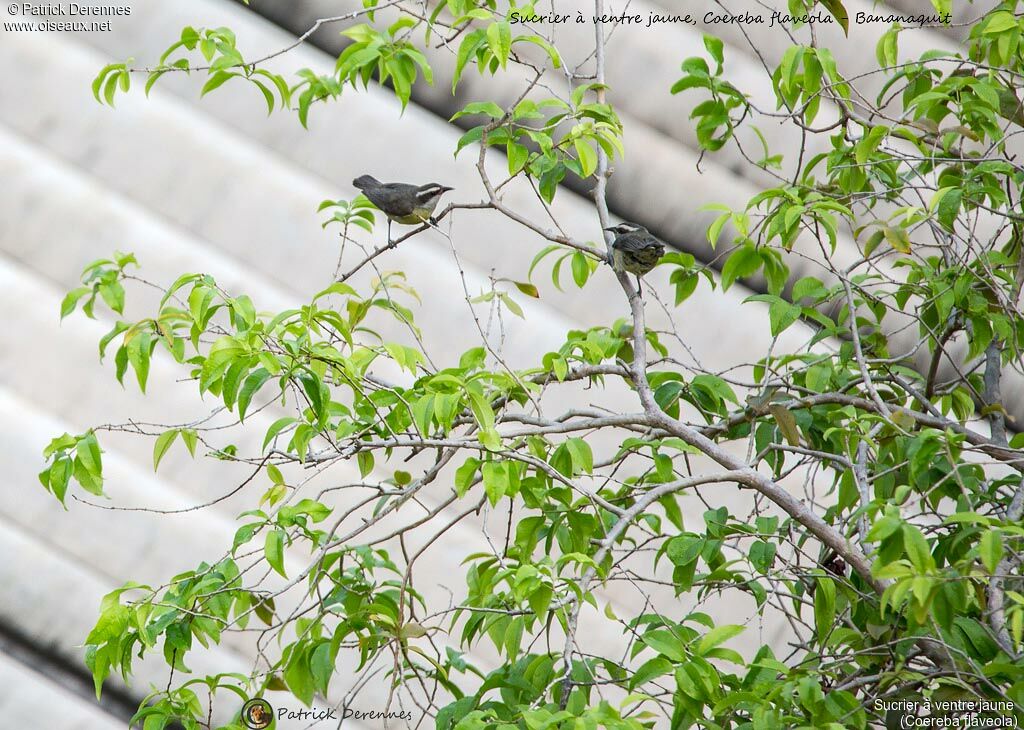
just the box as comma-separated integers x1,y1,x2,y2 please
0,651,124,730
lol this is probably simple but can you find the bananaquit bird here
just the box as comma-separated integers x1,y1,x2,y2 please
605,222,665,293
352,175,453,243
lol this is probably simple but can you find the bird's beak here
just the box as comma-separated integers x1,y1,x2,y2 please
441,186,454,192
603,226,616,232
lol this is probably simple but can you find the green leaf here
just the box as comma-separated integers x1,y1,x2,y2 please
768,299,801,336
814,576,836,642
357,450,374,478
768,404,800,446
454,457,480,497
114,345,129,385
935,188,962,231
778,45,802,95
883,226,912,254
862,229,885,257
749,540,776,573
513,281,539,298
671,270,699,305
232,523,260,554
310,641,334,694
703,33,724,71
979,530,1003,574
126,329,152,393
76,432,103,480
706,212,730,250
284,644,315,707
92,63,120,104
290,499,331,523
200,71,236,97
412,394,435,437
512,34,561,68
265,529,286,577
571,251,590,288
867,515,901,542
818,0,849,35
251,78,275,114
696,624,744,655
145,69,168,97
903,526,935,573
478,427,502,451
453,29,487,92
691,374,739,405
482,461,508,506
631,656,673,688
573,138,597,178
721,244,761,290
855,125,888,165
876,27,899,67
263,417,296,451
152,429,179,471
641,629,686,662
666,535,704,566
60,287,91,320
468,391,495,433
85,602,129,645
103,72,119,106
499,293,524,318
238,368,272,422
565,437,593,474
99,281,125,315
486,21,511,67
983,11,1018,34
507,142,529,175
450,100,504,120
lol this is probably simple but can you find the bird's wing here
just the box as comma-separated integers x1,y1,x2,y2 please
613,232,664,253
365,183,419,216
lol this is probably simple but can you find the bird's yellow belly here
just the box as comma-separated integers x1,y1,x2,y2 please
389,208,433,225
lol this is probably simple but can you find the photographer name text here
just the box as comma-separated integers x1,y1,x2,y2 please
11,3,130,16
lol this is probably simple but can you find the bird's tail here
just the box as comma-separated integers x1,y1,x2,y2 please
352,175,380,190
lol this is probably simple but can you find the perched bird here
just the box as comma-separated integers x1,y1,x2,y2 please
352,175,453,242
605,222,665,293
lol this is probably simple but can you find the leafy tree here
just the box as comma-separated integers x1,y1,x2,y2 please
44,0,1024,727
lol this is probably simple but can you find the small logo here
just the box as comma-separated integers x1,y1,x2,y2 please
241,698,274,729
